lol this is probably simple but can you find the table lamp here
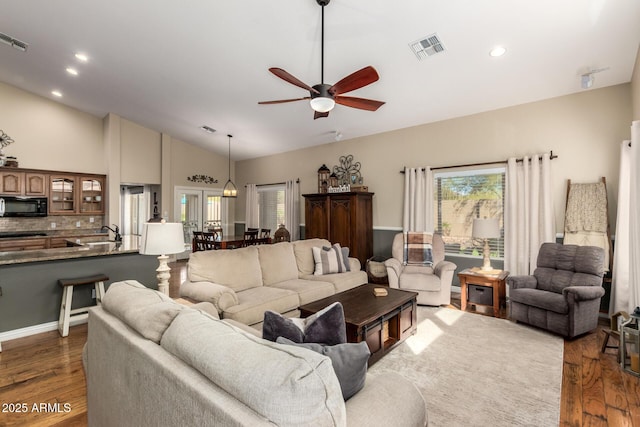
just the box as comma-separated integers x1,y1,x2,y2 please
139,220,185,295
472,218,500,271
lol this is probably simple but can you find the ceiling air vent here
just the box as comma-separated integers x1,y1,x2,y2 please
409,33,445,60
0,32,28,52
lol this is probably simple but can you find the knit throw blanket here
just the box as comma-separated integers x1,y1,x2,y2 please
565,182,607,233
403,232,433,266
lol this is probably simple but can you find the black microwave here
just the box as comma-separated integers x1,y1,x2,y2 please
0,196,48,217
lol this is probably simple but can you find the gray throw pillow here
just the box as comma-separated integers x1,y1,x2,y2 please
262,302,347,345
323,245,351,271
277,337,370,400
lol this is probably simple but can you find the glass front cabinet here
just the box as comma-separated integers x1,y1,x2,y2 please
80,176,105,214
49,174,105,215
49,175,77,214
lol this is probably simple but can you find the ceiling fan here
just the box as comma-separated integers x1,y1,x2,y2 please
258,0,385,120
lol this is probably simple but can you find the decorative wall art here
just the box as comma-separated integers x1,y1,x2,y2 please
328,155,368,192
187,174,219,184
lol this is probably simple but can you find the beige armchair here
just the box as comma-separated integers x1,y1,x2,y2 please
385,233,457,306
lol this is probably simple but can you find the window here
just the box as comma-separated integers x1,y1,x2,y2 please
258,185,285,233
433,167,505,257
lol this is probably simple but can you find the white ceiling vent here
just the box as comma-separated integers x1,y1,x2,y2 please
409,33,445,60
0,32,28,52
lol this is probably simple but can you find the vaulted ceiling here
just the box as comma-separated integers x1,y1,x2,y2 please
0,0,639,160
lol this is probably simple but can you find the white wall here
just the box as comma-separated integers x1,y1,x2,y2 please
236,84,632,234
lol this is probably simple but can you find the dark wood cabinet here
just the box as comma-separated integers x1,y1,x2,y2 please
303,192,373,268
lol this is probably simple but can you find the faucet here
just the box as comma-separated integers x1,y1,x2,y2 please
101,224,122,242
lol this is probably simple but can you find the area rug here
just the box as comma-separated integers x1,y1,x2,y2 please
368,307,563,427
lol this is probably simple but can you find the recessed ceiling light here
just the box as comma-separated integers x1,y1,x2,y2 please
51,90,63,97
66,67,78,76
74,53,88,62
490,46,506,57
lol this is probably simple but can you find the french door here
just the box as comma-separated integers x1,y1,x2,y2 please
174,187,227,255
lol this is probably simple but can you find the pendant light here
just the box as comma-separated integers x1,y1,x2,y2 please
222,134,237,198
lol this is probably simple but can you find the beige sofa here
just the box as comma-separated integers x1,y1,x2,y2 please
84,280,428,427
180,239,368,327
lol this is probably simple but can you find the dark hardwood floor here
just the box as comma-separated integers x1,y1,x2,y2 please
0,260,638,426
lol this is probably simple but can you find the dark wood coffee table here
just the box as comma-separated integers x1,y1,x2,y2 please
299,284,418,365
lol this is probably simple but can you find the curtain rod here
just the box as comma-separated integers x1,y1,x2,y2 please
400,150,558,173
245,178,300,188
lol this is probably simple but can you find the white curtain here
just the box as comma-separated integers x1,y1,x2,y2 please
611,120,640,314
245,183,259,229
504,153,556,275
285,180,300,241
402,167,433,232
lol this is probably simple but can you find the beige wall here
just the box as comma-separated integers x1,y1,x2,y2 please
120,119,162,184
236,84,632,234
632,45,640,121
1,83,233,226
0,81,104,173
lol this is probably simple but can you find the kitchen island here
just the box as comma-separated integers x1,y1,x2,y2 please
0,235,164,347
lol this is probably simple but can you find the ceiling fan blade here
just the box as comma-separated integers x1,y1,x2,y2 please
269,68,320,94
258,97,310,105
335,96,385,111
314,111,330,120
330,66,380,95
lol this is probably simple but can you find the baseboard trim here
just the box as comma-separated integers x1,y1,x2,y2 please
0,317,88,346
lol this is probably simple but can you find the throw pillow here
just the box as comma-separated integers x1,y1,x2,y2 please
323,245,351,272
277,337,370,400
263,302,347,345
313,243,348,275
403,232,434,266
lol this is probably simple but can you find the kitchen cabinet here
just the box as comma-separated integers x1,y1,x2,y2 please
0,171,47,196
303,192,373,268
49,175,77,214
25,173,47,196
0,170,23,194
49,174,105,215
79,176,105,214
0,238,48,252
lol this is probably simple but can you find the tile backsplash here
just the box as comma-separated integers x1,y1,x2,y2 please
0,215,105,235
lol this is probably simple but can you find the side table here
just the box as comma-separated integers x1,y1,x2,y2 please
620,313,640,376
458,268,509,317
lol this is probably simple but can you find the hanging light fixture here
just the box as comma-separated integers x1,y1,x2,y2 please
222,134,237,198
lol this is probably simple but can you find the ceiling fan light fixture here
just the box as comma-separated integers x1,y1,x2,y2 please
310,97,335,113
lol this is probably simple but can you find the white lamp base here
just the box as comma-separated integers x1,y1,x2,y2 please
481,239,493,271
155,254,171,295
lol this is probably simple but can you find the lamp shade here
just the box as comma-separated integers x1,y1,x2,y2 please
472,218,500,239
139,222,185,255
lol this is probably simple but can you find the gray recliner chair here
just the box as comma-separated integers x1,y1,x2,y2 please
507,242,605,339
385,233,457,306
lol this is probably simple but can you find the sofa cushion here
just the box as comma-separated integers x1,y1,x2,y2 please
268,278,335,305
263,302,347,345
293,238,332,276
510,287,569,314
300,271,368,294
257,242,299,286
222,286,299,326
277,337,370,401
399,272,441,292
313,244,348,275
188,246,263,292
161,309,346,426
102,280,183,344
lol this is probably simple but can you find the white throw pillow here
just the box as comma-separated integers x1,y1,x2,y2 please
313,243,348,275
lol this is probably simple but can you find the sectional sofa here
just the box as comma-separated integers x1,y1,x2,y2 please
180,239,368,328
84,280,428,426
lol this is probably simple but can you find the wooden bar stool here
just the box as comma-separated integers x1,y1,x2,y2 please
58,274,109,337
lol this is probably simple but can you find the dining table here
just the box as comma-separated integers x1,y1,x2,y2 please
191,235,271,251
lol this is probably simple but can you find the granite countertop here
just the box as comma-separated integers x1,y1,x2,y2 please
0,235,143,265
